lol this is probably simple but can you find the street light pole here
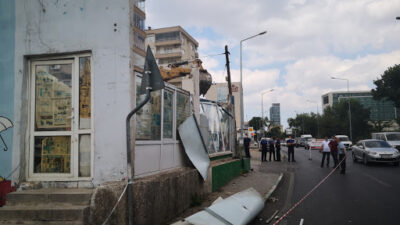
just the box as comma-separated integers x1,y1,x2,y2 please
307,100,320,138
240,31,267,144
261,89,274,135
331,76,353,141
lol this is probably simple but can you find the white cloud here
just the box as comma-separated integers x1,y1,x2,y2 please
145,0,400,128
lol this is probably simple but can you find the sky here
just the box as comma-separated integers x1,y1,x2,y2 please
146,0,400,129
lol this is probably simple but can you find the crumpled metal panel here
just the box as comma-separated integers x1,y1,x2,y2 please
178,115,210,181
185,188,264,225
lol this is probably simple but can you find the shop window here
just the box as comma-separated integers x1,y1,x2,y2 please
176,91,191,135
34,136,71,173
135,76,161,140
163,90,173,139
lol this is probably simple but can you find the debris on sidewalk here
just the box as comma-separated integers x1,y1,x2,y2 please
172,188,264,225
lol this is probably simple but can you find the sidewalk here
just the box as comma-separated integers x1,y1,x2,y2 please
170,148,284,224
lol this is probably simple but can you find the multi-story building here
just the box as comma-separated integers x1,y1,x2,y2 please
133,0,146,74
322,91,399,121
145,26,199,67
204,82,242,129
270,103,281,126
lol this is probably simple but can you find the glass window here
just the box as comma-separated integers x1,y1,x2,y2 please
35,64,72,131
163,90,173,139
34,136,71,173
176,91,191,132
135,76,161,140
79,134,91,177
217,86,227,102
155,31,180,42
79,57,91,129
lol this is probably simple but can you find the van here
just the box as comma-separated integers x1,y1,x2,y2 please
299,134,313,147
335,135,352,150
372,132,400,151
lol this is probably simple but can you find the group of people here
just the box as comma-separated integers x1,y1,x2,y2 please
259,136,282,162
320,136,347,174
243,134,347,174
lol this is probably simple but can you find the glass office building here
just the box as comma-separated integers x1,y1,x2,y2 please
322,91,398,121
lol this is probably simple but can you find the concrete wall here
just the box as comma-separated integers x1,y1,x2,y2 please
0,0,15,179
13,0,134,185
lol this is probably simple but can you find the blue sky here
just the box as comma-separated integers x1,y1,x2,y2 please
146,0,400,128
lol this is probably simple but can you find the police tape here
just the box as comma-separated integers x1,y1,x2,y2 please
273,155,347,225
101,179,132,225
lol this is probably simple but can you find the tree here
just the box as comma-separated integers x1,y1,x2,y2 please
372,64,400,108
248,117,262,131
320,99,371,141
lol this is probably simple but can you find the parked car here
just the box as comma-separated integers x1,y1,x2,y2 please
308,139,324,150
352,139,400,166
372,132,400,151
335,135,352,150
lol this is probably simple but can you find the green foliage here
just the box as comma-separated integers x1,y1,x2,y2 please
372,64,400,108
288,99,372,142
248,116,269,131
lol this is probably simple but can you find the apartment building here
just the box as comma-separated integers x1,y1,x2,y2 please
146,26,199,67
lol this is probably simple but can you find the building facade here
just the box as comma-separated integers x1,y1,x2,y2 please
145,26,199,67
270,103,281,126
204,82,242,130
322,91,399,121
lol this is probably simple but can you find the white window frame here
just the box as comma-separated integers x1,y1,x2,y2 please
26,53,94,182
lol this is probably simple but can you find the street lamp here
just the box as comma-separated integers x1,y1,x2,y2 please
240,31,267,143
306,100,320,138
331,76,352,141
261,89,274,134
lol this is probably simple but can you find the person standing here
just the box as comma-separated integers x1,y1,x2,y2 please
260,137,268,162
269,137,276,161
287,136,296,162
243,133,251,158
337,137,347,174
329,136,339,167
320,137,331,167
275,137,281,161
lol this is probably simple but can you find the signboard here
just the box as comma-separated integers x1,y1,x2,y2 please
248,127,254,132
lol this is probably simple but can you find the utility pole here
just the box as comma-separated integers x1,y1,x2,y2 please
224,45,237,157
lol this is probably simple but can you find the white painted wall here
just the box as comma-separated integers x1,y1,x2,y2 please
13,0,133,185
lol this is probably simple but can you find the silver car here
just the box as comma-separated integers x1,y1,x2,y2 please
352,139,400,166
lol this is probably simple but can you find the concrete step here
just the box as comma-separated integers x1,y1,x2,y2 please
6,188,93,206
0,220,84,225
0,205,89,222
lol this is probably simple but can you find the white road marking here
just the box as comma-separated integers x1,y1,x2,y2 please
361,172,392,188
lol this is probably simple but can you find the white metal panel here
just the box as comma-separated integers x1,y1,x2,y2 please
134,144,161,176
160,143,175,170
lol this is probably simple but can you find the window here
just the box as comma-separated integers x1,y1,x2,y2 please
134,32,145,51
135,76,162,140
163,90,173,139
217,86,227,102
134,13,145,30
155,31,180,42
176,91,191,134
323,96,329,105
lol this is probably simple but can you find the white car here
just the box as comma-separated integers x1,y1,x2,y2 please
335,135,352,150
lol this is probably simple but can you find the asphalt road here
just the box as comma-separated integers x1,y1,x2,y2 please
251,146,400,225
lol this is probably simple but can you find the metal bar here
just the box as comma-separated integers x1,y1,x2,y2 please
266,210,279,224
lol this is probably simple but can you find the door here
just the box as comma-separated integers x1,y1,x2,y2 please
29,56,92,181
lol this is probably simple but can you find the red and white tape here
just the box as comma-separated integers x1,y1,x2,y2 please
274,155,346,225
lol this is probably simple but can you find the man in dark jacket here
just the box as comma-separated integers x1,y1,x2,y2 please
275,137,281,161
260,137,268,162
243,133,251,158
269,137,276,161
329,136,339,167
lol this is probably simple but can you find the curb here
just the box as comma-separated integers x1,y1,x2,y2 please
264,172,284,201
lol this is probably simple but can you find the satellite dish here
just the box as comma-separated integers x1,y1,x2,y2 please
139,46,165,95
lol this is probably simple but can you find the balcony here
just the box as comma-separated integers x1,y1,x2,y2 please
155,39,181,47
155,51,182,59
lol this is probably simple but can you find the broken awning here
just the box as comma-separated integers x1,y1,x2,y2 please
178,115,210,181
185,188,264,225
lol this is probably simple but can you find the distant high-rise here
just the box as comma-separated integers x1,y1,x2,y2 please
270,103,281,125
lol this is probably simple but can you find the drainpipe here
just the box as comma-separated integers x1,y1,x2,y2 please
126,87,151,225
